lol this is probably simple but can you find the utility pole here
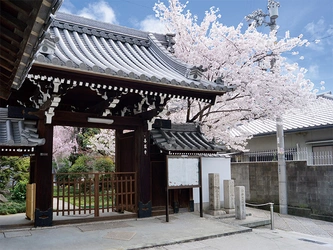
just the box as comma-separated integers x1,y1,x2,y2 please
246,0,288,214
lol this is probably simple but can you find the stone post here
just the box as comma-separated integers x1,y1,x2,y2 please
235,186,246,220
208,173,226,216
223,180,235,214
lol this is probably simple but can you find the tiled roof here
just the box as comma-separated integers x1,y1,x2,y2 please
151,123,224,153
0,108,45,146
34,12,232,94
230,93,333,137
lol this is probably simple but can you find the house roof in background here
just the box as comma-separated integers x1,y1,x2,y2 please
230,92,333,137
151,123,225,153
0,0,62,100
33,12,232,95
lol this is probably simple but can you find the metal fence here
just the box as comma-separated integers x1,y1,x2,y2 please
232,148,333,166
52,172,137,217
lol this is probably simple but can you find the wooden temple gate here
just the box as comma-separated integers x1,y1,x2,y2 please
0,9,233,227
52,172,136,216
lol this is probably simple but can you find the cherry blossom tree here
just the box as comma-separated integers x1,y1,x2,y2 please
89,129,115,157
154,0,317,150
53,126,78,168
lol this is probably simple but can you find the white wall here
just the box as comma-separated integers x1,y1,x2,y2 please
193,156,231,211
246,127,333,152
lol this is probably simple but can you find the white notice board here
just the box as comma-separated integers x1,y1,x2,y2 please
167,157,200,187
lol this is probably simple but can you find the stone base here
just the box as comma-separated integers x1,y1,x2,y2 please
223,208,235,214
207,209,226,216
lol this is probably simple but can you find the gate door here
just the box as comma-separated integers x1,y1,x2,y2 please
52,172,137,217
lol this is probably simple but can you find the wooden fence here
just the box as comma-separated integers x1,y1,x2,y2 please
52,172,137,217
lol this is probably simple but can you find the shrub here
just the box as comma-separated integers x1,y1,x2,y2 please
56,164,71,183
11,180,28,201
0,200,26,215
94,156,115,172
0,156,29,189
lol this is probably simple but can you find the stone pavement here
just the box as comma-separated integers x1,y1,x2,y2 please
221,207,333,239
0,207,332,250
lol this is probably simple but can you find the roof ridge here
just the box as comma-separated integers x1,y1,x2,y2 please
148,33,190,77
54,12,157,44
317,91,333,100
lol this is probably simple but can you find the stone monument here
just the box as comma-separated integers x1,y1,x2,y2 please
208,173,226,216
223,180,235,214
235,186,246,220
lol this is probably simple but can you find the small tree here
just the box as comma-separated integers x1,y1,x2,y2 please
94,156,115,173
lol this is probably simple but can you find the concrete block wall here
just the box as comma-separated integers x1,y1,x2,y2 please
231,161,333,217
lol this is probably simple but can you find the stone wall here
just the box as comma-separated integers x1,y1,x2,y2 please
231,161,333,218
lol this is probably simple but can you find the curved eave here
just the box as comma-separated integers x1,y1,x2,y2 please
162,149,221,155
0,0,62,100
30,62,229,97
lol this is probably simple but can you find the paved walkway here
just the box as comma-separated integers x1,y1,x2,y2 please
0,207,332,250
222,207,333,239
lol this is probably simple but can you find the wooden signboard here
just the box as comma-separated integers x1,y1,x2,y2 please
167,157,200,187
166,156,203,222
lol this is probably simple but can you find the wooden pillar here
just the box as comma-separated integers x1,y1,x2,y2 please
136,124,151,218
29,155,35,184
34,120,53,227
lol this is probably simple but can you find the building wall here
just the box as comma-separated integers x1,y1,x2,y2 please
231,161,333,217
193,156,231,211
246,127,333,152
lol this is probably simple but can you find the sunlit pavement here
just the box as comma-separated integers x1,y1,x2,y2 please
0,207,332,250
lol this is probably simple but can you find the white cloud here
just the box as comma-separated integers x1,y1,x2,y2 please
59,0,118,24
59,0,75,13
139,15,166,34
305,17,326,37
77,1,117,24
308,64,319,78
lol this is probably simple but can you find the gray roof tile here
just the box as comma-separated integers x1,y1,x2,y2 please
0,108,45,146
230,94,333,136
34,12,233,94
151,123,225,153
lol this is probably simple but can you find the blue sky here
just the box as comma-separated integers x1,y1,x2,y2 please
59,0,333,92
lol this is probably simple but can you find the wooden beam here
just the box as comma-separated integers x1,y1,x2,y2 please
51,110,144,129
30,65,219,103
0,9,27,32
0,67,12,78
0,147,35,156
4,0,34,17
0,49,18,65
0,84,11,100
0,38,20,55
0,26,22,45
0,58,15,72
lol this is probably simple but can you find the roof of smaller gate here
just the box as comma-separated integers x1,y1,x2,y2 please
151,122,225,153
0,108,45,147
34,12,231,94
